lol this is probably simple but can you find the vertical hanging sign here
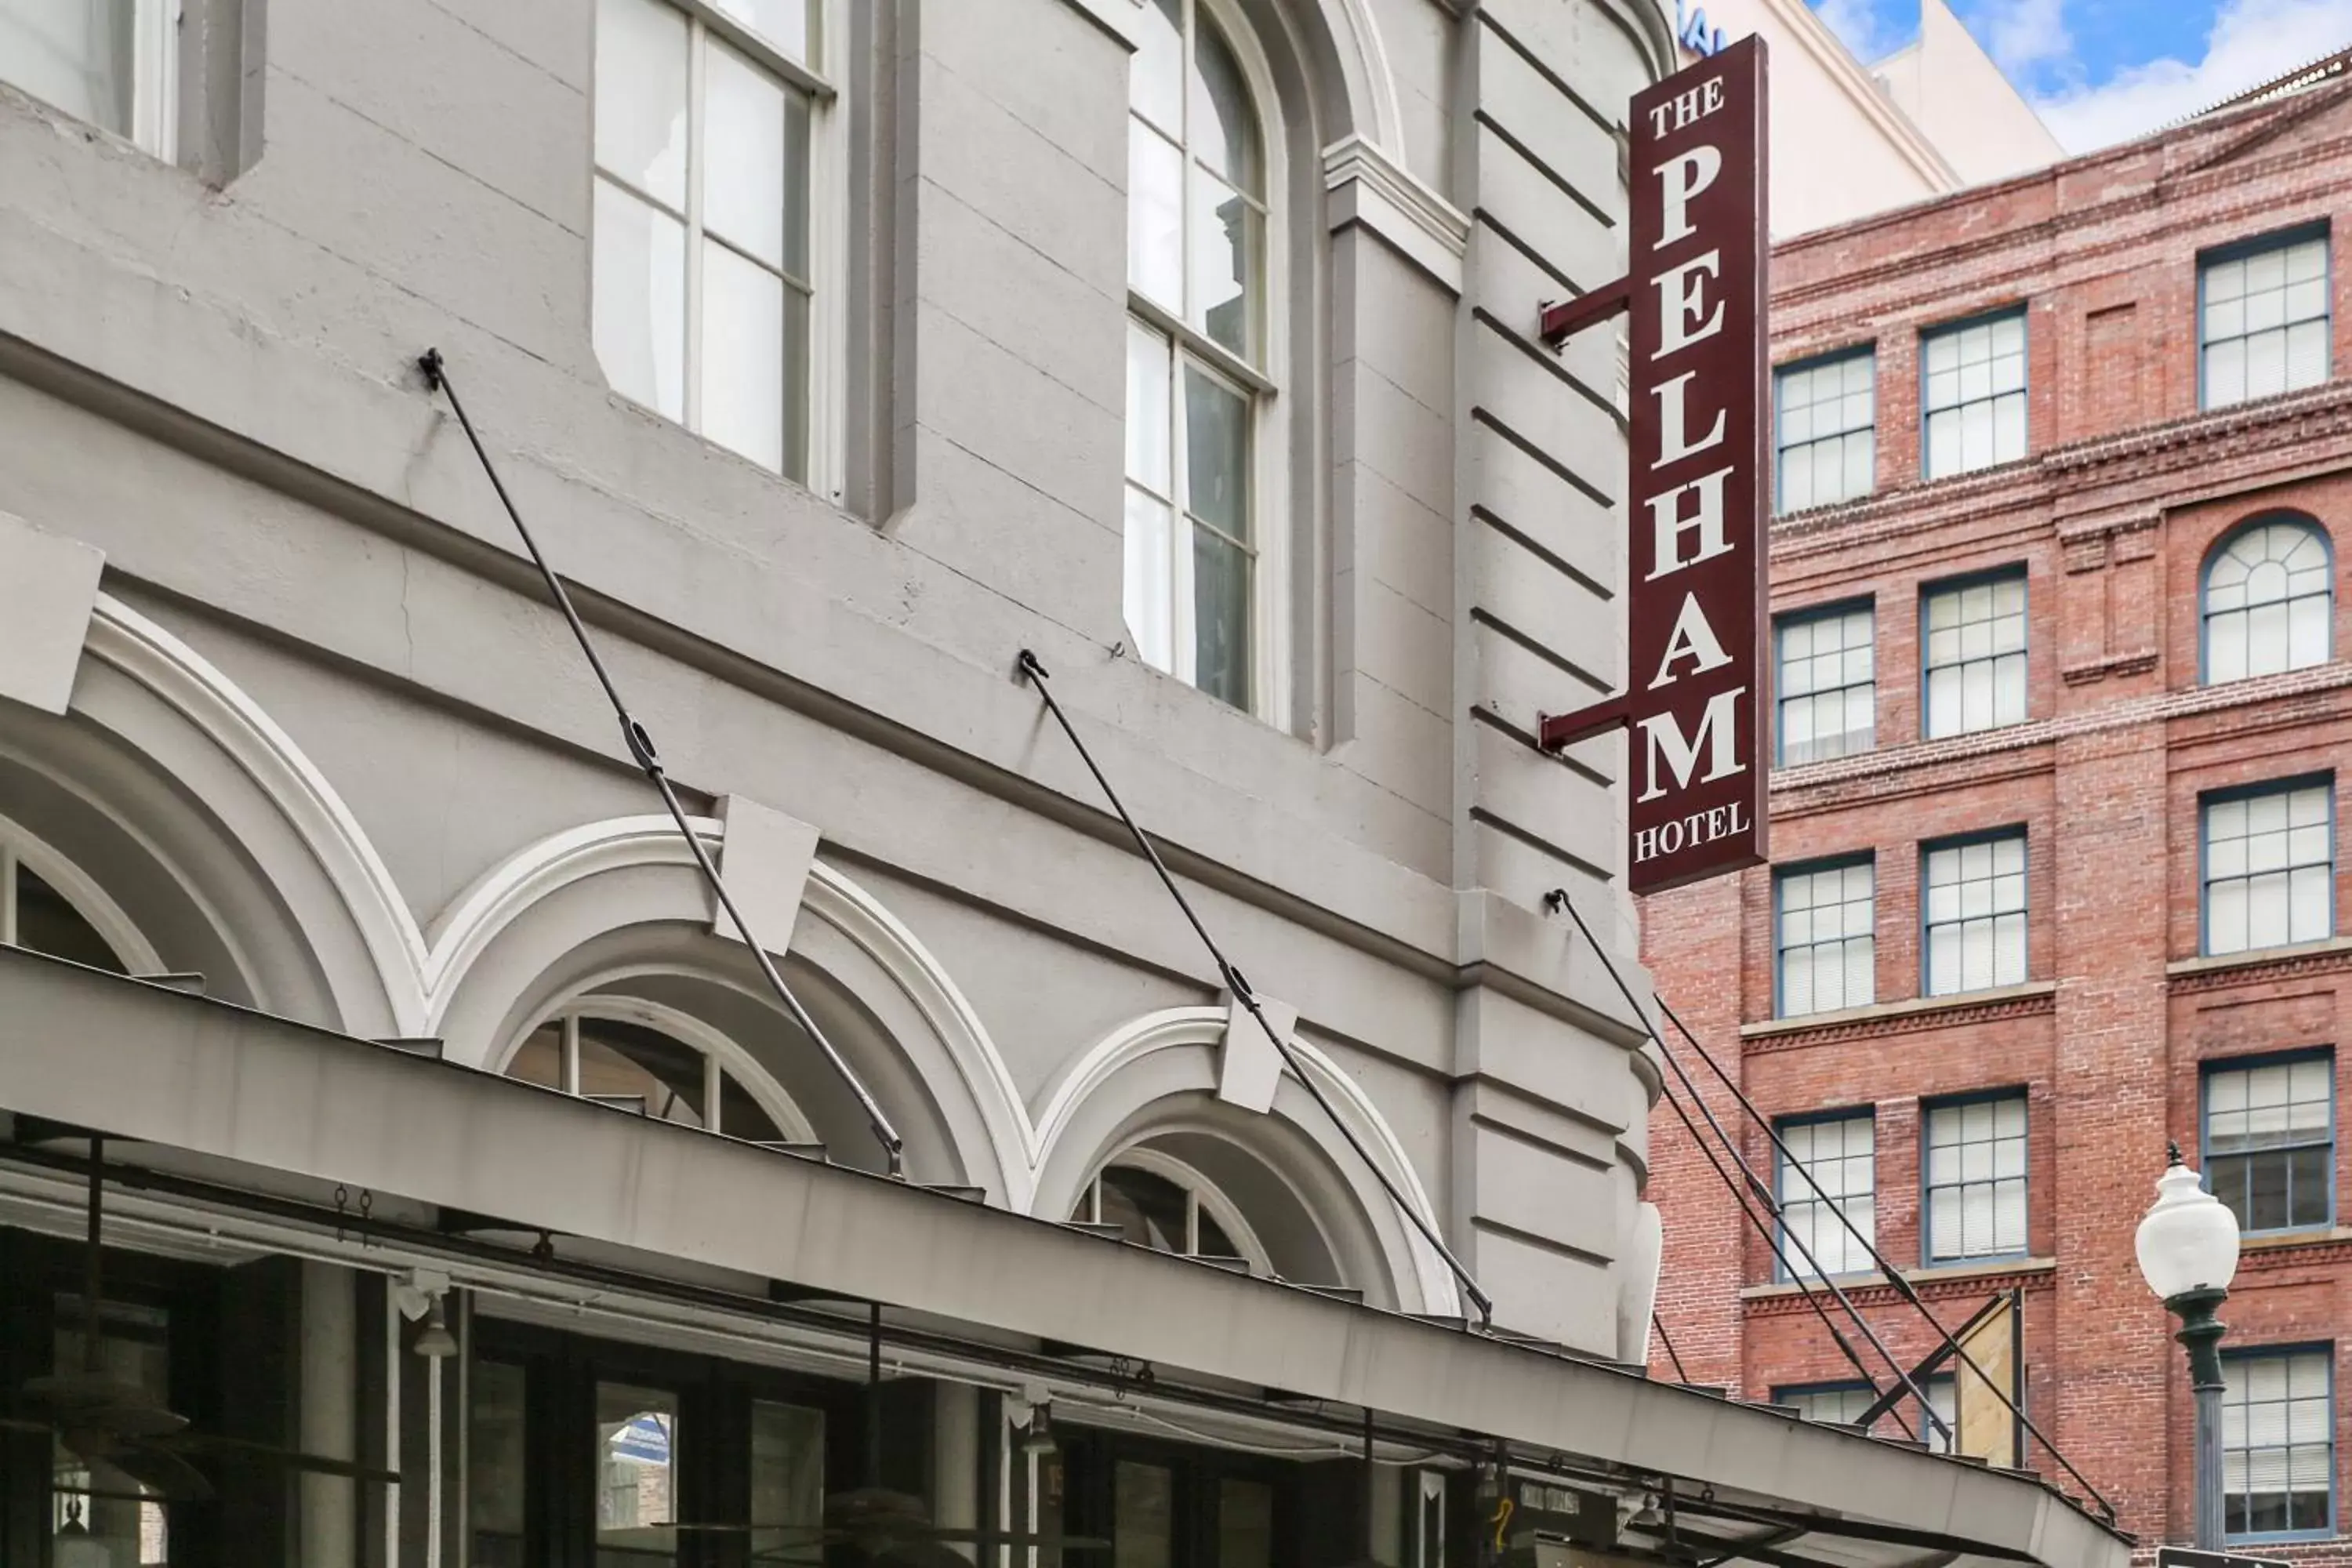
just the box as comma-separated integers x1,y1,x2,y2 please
1539,38,1770,896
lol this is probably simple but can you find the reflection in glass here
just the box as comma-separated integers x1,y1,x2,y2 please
749,1401,825,1557
578,1018,707,1127
52,1297,170,1563
1114,1461,1174,1568
593,180,688,421
1189,18,1259,191
596,1383,678,1563
701,239,790,473
12,866,126,972
470,1362,528,1566
706,0,811,61
1130,0,1183,132
594,0,689,209
720,1070,789,1143
0,0,137,137
703,41,789,268
1218,1478,1275,1568
1128,125,1185,308
1189,169,1257,358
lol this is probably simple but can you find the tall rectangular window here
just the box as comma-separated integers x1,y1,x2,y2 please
2223,1348,2334,1540
2206,1054,2336,1234
1776,858,1875,1018
1922,573,2027,738
1776,603,1875,766
1922,312,2027,478
0,0,175,156
593,0,820,480
1923,1094,2028,1262
2203,779,2335,956
1922,832,2027,996
2203,231,2330,410
1777,1112,1875,1279
1776,350,1875,513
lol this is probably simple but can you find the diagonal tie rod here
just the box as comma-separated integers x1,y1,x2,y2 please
416,349,905,1177
1016,650,1493,1327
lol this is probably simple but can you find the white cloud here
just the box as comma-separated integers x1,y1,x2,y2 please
1980,0,2073,74
1814,0,1894,60
2033,0,2352,152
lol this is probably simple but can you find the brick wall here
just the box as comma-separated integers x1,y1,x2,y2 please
1643,79,2352,1551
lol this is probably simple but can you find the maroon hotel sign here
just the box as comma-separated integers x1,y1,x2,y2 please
1537,38,1769,896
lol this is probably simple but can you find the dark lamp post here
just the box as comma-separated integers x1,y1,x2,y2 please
2135,1143,2242,1552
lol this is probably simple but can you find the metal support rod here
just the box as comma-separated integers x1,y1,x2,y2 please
1015,650,1494,1327
1648,985,2116,1519
1653,1065,1921,1441
2167,1286,2230,1551
1652,1310,1690,1384
1544,891,1944,1442
416,350,904,1177
82,1133,103,1373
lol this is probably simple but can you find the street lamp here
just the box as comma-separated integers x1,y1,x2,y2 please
2135,1142,2242,1551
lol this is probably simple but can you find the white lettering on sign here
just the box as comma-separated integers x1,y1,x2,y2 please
1644,464,1735,579
1632,799,1750,864
1651,370,1728,466
1653,146,1722,248
1648,593,1732,690
1653,249,1723,355
1634,687,1749,803
1645,77,1726,140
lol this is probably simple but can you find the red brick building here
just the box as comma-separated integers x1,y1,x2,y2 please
1642,69,2352,1558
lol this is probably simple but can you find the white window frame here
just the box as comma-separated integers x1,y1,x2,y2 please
1122,0,1291,724
2201,230,2332,411
589,0,848,498
1774,601,1875,767
1922,830,2028,996
1922,571,2028,739
1775,1110,1875,1279
1922,1093,2030,1264
503,993,818,1144
1075,1144,1274,1273
0,813,160,973
2201,779,2336,957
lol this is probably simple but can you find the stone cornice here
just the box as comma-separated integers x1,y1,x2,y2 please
1740,982,2056,1053
1323,134,1470,296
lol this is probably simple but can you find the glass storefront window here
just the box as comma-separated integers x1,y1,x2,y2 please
596,1382,680,1563
749,1399,825,1556
470,1361,528,1566
51,1296,170,1565
1218,1477,1274,1568
1115,1460,1174,1568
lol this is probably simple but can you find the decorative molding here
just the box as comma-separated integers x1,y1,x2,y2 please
0,509,104,717
1323,134,1468,295
0,809,165,975
2168,935,2352,993
1740,982,2057,1053
1045,0,1139,52
2060,650,2159,688
1741,1257,2056,1315
2240,1226,2352,1269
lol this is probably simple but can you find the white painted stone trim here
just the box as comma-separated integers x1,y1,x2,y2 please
1323,133,1469,294
0,510,106,717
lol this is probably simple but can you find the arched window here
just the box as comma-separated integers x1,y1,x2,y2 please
1071,1152,1272,1273
0,832,137,975
503,998,815,1145
2203,517,2333,684
1123,0,1283,716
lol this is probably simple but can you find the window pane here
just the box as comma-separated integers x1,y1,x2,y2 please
1115,1461,1175,1568
596,1383,679,1560
699,241,791,474
1129,0,1182,131
594,180,688,421
1128,124,1184,309
1778,1112,1875,1277
719,1069,787,1143
1193,524,1251,709
595,0,689,209
1126,323,1174,492
1190,16,1261,193
470,1362,528,1563
51,1297,170,1563
1098,1164,1191,1253
1922,576,2027,738
1185,366,1249,544
0,0,134,137
748,1402,825,1559
1218,1479,1276,1568
1189,167,1258,360
706,0,810,61
1123,488,1176,674
2205,782,2336,956
13,865,124,971
702,43,790,270
506,1021,567,1091
577,1017,707,1127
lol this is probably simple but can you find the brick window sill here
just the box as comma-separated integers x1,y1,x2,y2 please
1740,1255,2056,1302
1740,981,2058,1047
2241,1225,2352,1258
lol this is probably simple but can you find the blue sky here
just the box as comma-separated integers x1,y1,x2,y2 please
1810,0,2352,151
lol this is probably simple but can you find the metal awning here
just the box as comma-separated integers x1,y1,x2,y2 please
0,946,2128,1568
